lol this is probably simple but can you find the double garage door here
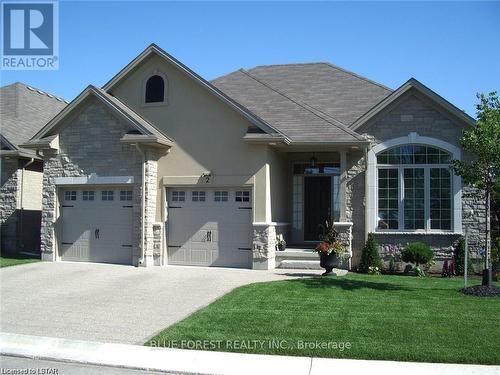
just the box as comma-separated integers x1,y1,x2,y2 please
60,187,134,265
167,188,253,268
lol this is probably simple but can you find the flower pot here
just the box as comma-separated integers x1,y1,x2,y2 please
319,252,337,276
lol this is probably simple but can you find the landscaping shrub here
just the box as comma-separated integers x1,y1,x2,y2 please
401,242,434,267
359,233,383,273
454,236,466,275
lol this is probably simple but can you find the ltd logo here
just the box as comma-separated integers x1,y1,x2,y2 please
1,1,58,70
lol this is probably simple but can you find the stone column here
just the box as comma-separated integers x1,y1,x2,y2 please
140,152,159,267
252,223,276,270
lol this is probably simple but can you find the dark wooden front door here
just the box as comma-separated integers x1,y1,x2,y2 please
304,176,331,241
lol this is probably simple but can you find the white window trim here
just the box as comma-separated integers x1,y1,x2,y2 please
366,132,462,234
142,70,168,107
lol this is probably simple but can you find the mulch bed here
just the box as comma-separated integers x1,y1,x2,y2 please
461,285,500,297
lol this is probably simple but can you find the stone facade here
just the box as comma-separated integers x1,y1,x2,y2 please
344,150,365,266
342,90,486,271
152,222,164,266
252,224,277,270
0,158,20,252
39,98,160,266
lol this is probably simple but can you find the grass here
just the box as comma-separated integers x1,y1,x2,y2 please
0,253,40,268
147,274,500,365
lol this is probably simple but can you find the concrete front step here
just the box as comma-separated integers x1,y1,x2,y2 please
276,249,317,260
277,260,322,270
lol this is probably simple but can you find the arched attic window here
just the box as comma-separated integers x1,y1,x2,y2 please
145,75,165,103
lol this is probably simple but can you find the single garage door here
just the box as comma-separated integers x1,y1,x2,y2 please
60,187,134,265
167,188,253,268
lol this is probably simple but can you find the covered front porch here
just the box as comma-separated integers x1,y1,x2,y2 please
267,147,364,269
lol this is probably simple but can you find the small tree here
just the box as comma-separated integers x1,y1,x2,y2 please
452,92,500,286
402,242,434,268
454,236,466,276
359,233,383,273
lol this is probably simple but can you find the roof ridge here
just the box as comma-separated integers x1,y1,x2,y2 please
239,69,365,141
6,81,69,103
248,62,331,70
323,62,393,92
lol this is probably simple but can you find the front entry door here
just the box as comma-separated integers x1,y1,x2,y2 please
304,176,331,241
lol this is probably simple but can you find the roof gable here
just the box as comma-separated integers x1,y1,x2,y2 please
102,44,281,137
26,85,173,147
350,78,475,130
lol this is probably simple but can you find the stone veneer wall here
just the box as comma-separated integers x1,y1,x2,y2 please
347,90,487,271
152,222,164,266
39,98,160,266
344,150,365,266
0,158,20,252
252,224,277,270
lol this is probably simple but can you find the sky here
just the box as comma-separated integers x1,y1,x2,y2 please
1,1,499,116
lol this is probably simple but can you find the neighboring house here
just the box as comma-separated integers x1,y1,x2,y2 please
21,44,484,270
0,82,67,254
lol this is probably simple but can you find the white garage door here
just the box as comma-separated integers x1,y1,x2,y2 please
60,187,134,265
167,188,253,268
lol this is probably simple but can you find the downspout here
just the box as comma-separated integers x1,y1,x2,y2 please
134,144,146,266
19,158,35,251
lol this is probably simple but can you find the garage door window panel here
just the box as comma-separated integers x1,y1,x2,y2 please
82,191,95,201
214,191,228,202
101,191,114,201
235,191,250,202
192,191,206,202
64,191,77,201
172,191,185,202
120,190,133,201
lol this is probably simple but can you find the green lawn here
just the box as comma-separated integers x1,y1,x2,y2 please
0,254,40,268
147,274,500,365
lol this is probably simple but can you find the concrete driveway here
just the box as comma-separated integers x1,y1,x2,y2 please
0,262,313,344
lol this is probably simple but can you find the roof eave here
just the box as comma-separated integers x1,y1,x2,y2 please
120,134,173,149
19,134,59,151
0,149,41,159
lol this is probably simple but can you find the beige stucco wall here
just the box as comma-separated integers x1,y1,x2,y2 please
109,55,271,223
268,148,288,223
21,168,43,210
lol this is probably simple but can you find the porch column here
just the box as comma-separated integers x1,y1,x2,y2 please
339,150,347,221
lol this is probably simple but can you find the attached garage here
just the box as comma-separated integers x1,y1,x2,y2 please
167,188,253,268
60,187,134,265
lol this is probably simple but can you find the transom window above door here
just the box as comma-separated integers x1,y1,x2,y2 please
293,162,340,175
376,144,453,231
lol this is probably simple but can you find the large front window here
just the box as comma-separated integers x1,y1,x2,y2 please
377,144,452,231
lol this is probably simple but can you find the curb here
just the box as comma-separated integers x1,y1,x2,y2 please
1,333,499,375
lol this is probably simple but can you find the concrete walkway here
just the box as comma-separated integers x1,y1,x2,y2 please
1,333,498,375
0,262,328,344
